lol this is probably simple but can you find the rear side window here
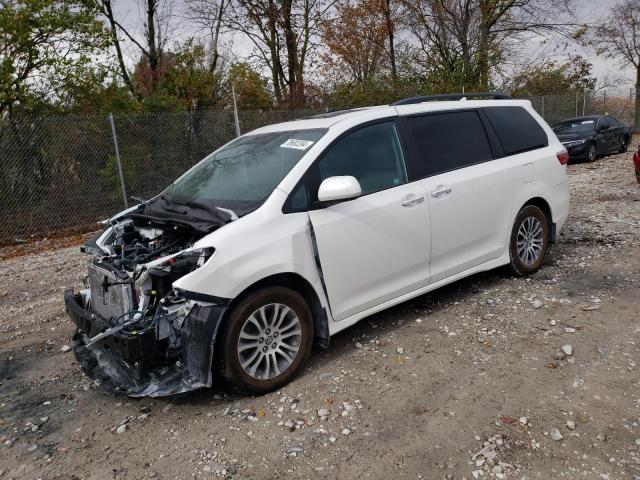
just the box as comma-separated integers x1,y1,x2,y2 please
484,106,548,155
403,110,493,177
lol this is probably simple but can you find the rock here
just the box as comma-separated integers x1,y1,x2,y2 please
596,433,607,442
565,327,576,333
329,436,336,443
561,344,573,356
354,342,363,349
635,438,640,446
519,416,528,425
116,424,127,434
28,444,38,452
553,351,566,361
60,345,71,353
284,420,295,430
396,347,404,355
532,300,543,309
566,420,576,430
549,319,557,326
341,428,351,435
550,428,563,441
317,408,331,419
287,446,304,454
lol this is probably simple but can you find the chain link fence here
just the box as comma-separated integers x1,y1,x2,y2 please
525,90,636,126
0,92,635,244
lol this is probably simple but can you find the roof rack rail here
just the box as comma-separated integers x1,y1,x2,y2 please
391,92,511,106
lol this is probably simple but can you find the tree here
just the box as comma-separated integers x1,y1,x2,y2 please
95,0,175,98
228,62,273,107
591,0,640,131
320,0,389,84
509,56,596,97
166,39,228,110
183,0,231,76
402,0,577,90
228,0,334,107
0,0,109,116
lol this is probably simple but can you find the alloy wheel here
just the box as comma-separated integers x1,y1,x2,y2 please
237,303,302,380
516,216,544,266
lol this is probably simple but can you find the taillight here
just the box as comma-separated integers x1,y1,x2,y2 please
557,149,570,165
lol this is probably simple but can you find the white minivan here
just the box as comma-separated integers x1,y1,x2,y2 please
65,94,570,397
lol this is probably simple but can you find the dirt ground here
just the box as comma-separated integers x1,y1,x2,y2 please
1,149,639,480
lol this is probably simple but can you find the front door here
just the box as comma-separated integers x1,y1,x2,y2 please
307,121,430,321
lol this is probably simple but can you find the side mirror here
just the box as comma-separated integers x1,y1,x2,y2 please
599,124,610,132
317,176,362,203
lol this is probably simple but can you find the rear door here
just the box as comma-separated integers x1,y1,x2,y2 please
400,109,517,283
302,120,431,321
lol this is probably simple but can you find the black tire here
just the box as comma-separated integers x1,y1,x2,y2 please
586,143,597,162
619,136,629,153
219,286,313,395
508,205,550,276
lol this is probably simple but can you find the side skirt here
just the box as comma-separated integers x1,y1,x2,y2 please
327,253,511,337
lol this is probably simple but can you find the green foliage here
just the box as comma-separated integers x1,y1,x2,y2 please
0,0,111,116
509,56,597,97
98,154,139,202
130,39,227,111
325,67,491,109
229,62,273,108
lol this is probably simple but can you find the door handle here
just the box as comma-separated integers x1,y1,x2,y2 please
430,186,452,198
401,195,425,207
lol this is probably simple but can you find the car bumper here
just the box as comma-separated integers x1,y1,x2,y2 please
564,143,589,160
64,289,228,397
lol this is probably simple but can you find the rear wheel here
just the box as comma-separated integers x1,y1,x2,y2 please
586,143,597,162
508,205,550,276
219,287,313,394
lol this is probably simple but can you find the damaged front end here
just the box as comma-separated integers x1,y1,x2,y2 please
64,204,230,397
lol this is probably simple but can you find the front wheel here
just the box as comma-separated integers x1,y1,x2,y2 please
586,143,597,162
508,205,550,276
619,136,629,153
219,287,313,395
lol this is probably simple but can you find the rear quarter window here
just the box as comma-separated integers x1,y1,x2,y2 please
483,106,548,156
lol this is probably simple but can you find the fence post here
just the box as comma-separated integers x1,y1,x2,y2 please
109,112,128,209
232,85,241,138
583,91,586,116
541,96,545,120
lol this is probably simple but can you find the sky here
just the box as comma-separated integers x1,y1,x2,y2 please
112,0,635,93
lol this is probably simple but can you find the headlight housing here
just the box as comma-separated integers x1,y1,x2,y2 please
563,139,587,148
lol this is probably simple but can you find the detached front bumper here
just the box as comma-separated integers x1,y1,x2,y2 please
64,290,228,397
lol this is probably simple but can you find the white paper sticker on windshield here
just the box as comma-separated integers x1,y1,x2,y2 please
582,121,594,124
281,138,315,150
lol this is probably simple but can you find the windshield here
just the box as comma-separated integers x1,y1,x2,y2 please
553,120,596,135
162,128,327,216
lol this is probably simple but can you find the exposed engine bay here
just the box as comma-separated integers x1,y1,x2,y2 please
65,203,232,397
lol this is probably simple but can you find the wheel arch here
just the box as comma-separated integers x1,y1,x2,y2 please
218,272,330,351
520,196,556,243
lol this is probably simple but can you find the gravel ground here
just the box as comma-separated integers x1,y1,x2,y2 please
1,150,639,480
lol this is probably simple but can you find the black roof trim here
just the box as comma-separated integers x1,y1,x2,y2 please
392,92,511,106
